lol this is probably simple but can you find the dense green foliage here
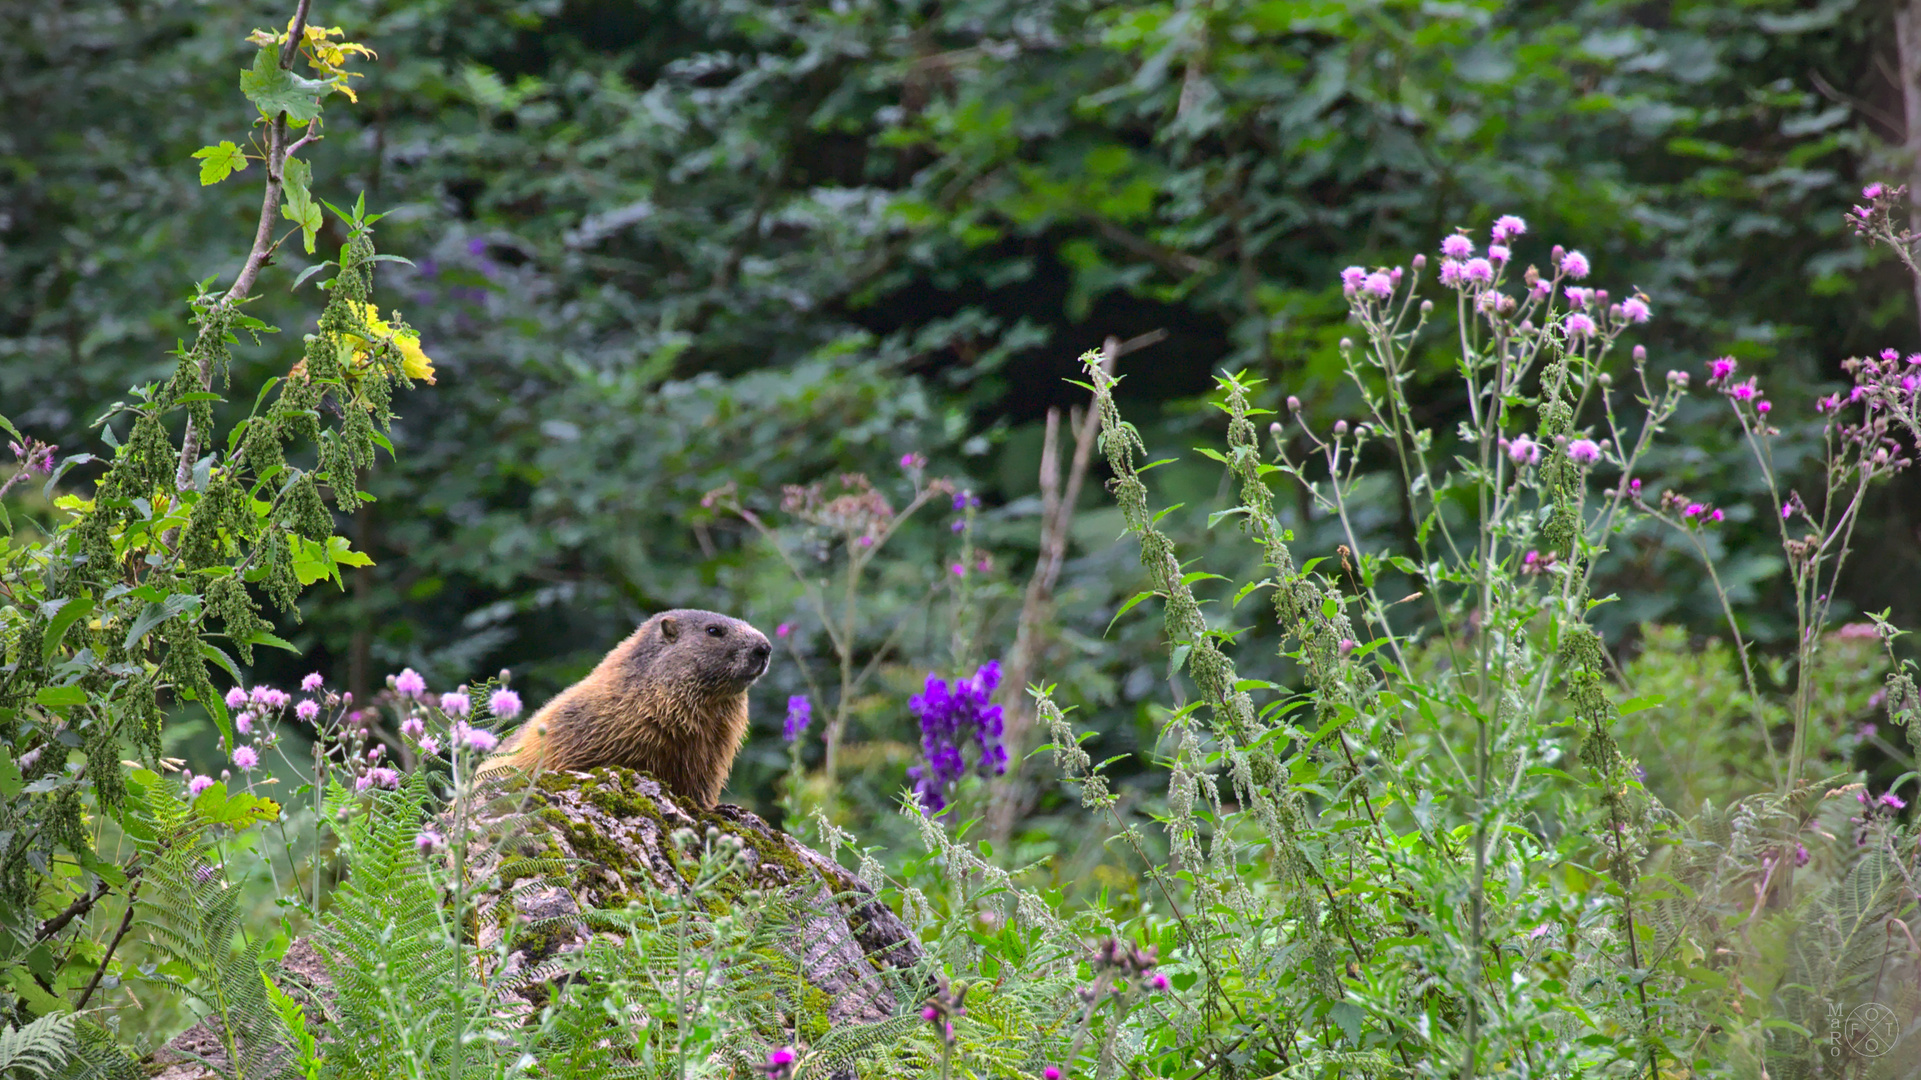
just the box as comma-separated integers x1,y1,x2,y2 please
6,1,1921,1076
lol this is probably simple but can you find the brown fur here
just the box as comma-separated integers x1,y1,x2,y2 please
476,609,771,808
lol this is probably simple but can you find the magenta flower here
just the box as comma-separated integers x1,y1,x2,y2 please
900,452,927,470
394,668,428,699
235,711,255,735
1710,508,1725,523
440,691,471,717
1501,434,1542,466
416,828,445,855
1621,297,1650,323
1683,503,1705,518
489,688,523,720
232,745,259,772
1340,266,1366,290
1529,278,1551,300
1794,843,1810,867
1708,356,1737,382
296,699,320,723
1441,234,1474,259
1338,638,1358,656
1560,250,1590,279
370,767,400,790
1756,400,1771,415
1149,972,1171,991
775,622,793,638
1567,439,1602,466
418,735,441,756
1488,243,1511,264
1044,1069,1063,1080
400,716,426,740
1463,257,1493,284
1562,313,1596,337
1729,379,1757,401
1362,271,1393,298
224,687,248,710
301,672,324,692
1492,215,1527,242
1864,182,1886,199
187,773,215,796
1564,286,1592,309
454,722,500,753
1438,260,1465,287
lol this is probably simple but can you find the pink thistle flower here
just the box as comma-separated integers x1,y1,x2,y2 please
1338,638,1358,656
1441,234,1474,259
1560,250,1590,279
1683,503,1705,518
1362,271,1393,298
225,687,249,710
455,722,499,753
301,672,324,692
1710,508,1725,523
1463,257,1494,284
370,767,399,790
394,668,428,699
1340,266,1366,290
1563,313,1596,337
1568,439,1602,465
1621,297,1650,323
1729,379,1757,401
1708,356,1737,382
1564,286,1593,309
900,452,926,470
232,745,259,771
489,688,523,720
354,774,374,793
1879,792,1907,811
1756,400,1771,415
1149,972,1171,991
235,711,255,735
1529,278,1551,300
440,691,471,717
418,735,441,756
416,828,445,855
1501,434,1542,465
1492,215,1527,243
1864,182,1885,199
950,562,968,578
1438,260,1465,287
1882,348,1900,362
1794,843,1810,867
187,774,215,796
400,716,426,740
1488,244,1511,264
1045,1069,1063,1080
296,699,320,722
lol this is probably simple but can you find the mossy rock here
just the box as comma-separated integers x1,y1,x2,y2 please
465,766,924,1028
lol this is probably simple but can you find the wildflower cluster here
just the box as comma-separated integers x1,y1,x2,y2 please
906,661,1007,813
0,434,57,500
921,977,968,1044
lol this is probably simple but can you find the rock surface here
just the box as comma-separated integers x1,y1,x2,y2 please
149,767,923,1076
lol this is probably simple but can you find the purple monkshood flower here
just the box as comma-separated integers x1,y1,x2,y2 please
1441,233,1474,259
907,661,1008,814
783,695,812,742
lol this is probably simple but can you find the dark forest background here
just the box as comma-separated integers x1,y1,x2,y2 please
6,0,1918,831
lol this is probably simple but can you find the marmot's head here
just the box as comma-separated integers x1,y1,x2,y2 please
644,609,772,695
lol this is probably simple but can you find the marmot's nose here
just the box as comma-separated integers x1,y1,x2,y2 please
750,640,771,665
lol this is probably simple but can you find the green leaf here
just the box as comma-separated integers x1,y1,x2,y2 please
191,141,248,186
1105,590,1161,635
280,157,322,254
123,593,201,652
240,44,329,121
191,782,282,829
0,753,21,799
33,686,87,708
245,630,299,653
41,596,94,662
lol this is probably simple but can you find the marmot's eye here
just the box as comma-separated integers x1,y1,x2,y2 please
705,625,725,637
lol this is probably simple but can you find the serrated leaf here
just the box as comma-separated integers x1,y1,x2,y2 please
124,593,201,652
191,141,248,185
281,157,322,254
246,631,299,653
240,44,329,121
42,596,94,662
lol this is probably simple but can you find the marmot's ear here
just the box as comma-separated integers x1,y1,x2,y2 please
659,615,680,642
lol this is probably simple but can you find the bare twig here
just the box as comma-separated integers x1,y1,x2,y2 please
985,330,1164,841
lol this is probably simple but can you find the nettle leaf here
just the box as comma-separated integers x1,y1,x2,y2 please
191,141,248,186
239,45,328,122
280,157,322,254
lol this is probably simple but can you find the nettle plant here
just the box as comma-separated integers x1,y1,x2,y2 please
0,5,428,1057
871,209,1919,1078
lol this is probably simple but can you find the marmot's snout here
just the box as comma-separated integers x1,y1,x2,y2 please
736,631,772,683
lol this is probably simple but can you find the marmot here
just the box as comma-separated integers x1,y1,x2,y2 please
477,609,772,808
